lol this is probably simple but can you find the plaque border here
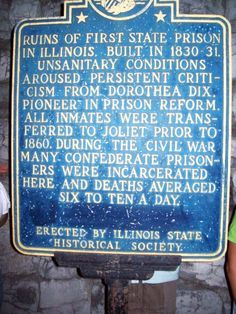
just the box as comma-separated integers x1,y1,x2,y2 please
11,0,232,261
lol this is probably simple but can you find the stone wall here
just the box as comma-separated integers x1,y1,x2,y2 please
178,0,236,311
0,0,235,313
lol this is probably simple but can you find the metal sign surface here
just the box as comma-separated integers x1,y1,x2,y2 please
12,0,231,260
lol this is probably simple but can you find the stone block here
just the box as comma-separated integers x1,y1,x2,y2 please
0,118,9,162
40,0,64,18
224,302,232,314
232,140,236,162
0,3,11,40
91,281,104,314
232,81,236,123
226,0,236,21
9,0,41,27
36,257,78,280
232,116,236,205
0,251,37,276
41,304,74,314
0,105,9,119
0,224,36,275
232,45,236,80
73,302,93,314
179,0,224,15
41,303,91,314
0,49,10,82
176,289,223,314
40,278,90,309
0,303,30,314
180,259,228,288
0,82,10,103
2,279,39,312
196,260,227,288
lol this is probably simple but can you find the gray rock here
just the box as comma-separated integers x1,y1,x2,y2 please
0,83,10,104
226,0,236,21
41,303,93,314
232,148,236,205
0,225,36,275
233,81,236,125
40,278,90,309
232,39,236,79
91,281,104,314
0,49,10,82
176,289,223,314
0,119,9,162
9,0,41,27
2,280,39,312
0,1,12,40
180,0,224,15
180,259,228,288
35,257,78,280
0,303,31,314
40,0,64,18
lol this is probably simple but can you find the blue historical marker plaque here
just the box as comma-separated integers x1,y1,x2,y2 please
12,0,231,261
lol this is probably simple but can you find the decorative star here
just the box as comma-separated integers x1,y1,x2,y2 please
77,12,88,23
155,10,166,22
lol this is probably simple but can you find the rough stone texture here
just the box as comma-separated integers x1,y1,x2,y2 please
0,118,9,162
40,0,64,18
36,257,78,280
41,303,90,314
0,48,10,82
0,0,235,313
233,82,236,121
0,82,10,104
232,42,236,79
9,0,41,27
180,259,228,288
232,139,236,205
0,1,12,40
91,281,105,314
179,0,225,15
40,278,90,309
176,289,224,314
226,0,236,20
232,82,236,205
2,279,40,313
